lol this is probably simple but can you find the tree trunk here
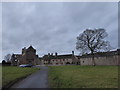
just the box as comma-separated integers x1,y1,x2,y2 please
92,52,96,66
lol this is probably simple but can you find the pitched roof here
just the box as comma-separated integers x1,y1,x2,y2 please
79,50,119,58
28,45,34,49
43,54,74,60
14,54,21,56
13,54,22,58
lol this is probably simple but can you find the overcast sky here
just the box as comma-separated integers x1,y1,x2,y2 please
1,2,118,61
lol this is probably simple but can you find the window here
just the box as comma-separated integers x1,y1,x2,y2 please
29,61,32,63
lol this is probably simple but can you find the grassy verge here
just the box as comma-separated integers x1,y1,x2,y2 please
2,66,40,87
48,65,118,88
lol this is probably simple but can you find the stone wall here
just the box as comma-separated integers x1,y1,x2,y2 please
78,49,120,66
80,55,119,65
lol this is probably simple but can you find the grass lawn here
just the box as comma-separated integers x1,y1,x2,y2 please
0,65,2,87
48,65,118,88
2,66,40,87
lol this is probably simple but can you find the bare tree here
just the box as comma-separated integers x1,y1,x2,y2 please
4,54,11,62
76,28,112,66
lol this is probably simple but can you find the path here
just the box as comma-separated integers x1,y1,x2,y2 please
11,66,49,88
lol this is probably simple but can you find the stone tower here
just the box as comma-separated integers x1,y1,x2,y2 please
21,45,37,65
11,45,39,66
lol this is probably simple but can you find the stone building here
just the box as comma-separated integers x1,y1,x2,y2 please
11,45,120,66
41,51,78,65
76,49,120,66
11,46,40,66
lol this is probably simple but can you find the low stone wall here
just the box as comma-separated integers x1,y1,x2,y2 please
80,55,118,65
79,52,119,66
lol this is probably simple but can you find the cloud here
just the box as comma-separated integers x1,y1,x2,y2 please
2,2,118,61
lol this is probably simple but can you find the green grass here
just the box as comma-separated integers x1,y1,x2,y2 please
48,66,118,88
0,65,2,87
2,66,40,87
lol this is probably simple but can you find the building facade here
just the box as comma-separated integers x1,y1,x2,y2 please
11,45,120,66
41,51,78,65
11,46,40,66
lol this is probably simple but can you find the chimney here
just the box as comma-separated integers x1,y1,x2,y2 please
117,49,120,55
22,47,26,54
51,53,53,56
55,52,58,56
72,51,74,56
48,53,50,57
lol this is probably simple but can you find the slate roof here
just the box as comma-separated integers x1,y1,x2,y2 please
14,54,22,57
43,54,74,60
27,45,36,51
79,49,119,58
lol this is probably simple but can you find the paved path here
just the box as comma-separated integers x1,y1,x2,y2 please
11,66,49,88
